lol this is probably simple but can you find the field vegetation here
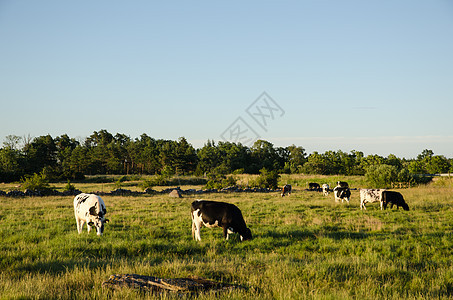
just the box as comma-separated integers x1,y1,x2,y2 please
1,176,453,299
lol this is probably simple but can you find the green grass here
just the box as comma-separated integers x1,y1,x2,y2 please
1,179,453,299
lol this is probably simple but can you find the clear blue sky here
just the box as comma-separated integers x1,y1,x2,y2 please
1,1,452,158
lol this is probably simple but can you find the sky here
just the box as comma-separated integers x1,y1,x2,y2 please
1,1,452,158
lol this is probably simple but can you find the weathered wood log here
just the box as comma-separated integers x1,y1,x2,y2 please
102,274,243,294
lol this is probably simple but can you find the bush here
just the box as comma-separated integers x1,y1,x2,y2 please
205,173,237,190
20,172,53,192
63,180,76,192
114,175,127,189
140,175,169,190
365,164,399,188
250,168,280,189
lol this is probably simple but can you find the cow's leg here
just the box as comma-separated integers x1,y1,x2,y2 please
75,216,84,234
195,222,201,241
191,211,203,241
193,219,202,241
223,227,228,240
191,219,196,240
87,222,92,233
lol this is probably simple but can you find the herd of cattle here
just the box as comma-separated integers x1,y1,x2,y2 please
73,181,409,241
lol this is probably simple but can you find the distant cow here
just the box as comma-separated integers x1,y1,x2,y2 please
382,191,409,211
322,184,330,196
308,183,320,191
333,186,351,203
191,200,252,241
281,184,292,197
360,189,385,210
74,193,109,236
337,181,349,188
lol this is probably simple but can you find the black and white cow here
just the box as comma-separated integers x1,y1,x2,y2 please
308,182,320,191
74,193,109,236
360,189,385,210
191,200,252,241
322,183,330,196
337,181,349,188
382,191,409,211
281,184,292,197
333,186,351,203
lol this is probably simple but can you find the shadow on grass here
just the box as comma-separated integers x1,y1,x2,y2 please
260,228,371,241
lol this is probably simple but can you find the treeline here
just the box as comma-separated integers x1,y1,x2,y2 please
0,130,452,183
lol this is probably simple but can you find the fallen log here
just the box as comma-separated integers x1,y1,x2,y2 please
102,274,244,295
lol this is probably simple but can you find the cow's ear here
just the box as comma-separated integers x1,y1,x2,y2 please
88,221,94,226
104,219,109,223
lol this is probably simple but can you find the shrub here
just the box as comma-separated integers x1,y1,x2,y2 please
205,173,237,190
140,175,169,190
114,176,127,189
20,172,53,192
63,180,76,192
250,168,280,189
365,164,399,188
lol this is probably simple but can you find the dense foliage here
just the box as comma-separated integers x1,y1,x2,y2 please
0,130,451,183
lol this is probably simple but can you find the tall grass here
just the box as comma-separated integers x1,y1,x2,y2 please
1,179,452,299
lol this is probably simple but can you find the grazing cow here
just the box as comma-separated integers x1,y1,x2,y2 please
191,200,252,241
74,193,109,236
333,186,351,203
337,181,349,188
308,182,320,191
382,191,409,211
322,183,330,196
281,184,292,197
360,189,385,210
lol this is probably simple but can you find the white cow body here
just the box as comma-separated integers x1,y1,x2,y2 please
74,193,109,236
322,184,330,196
360,189,386,210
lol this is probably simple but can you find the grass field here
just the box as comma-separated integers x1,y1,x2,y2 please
1,176,453,299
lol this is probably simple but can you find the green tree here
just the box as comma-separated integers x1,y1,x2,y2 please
426,155,450,174
250,140,279,173
302,152,330,174
22,135,58,175
251,168,280,189
196,140,221,175
365,164,399,188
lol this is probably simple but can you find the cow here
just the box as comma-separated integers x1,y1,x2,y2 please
333,186,351,203
308,182,320,191
322,183,330,196
191,200,252,242
281,184,292,197
382,191,409,211
360,189,385,210
337,181,349,188
74,193,109,236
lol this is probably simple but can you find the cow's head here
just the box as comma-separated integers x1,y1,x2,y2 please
88,205,109,236
240,228,252,241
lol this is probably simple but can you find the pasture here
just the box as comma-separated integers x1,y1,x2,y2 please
1,177,453,299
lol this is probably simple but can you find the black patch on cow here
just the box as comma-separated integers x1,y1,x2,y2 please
77,194,90,203
89,205,98,216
